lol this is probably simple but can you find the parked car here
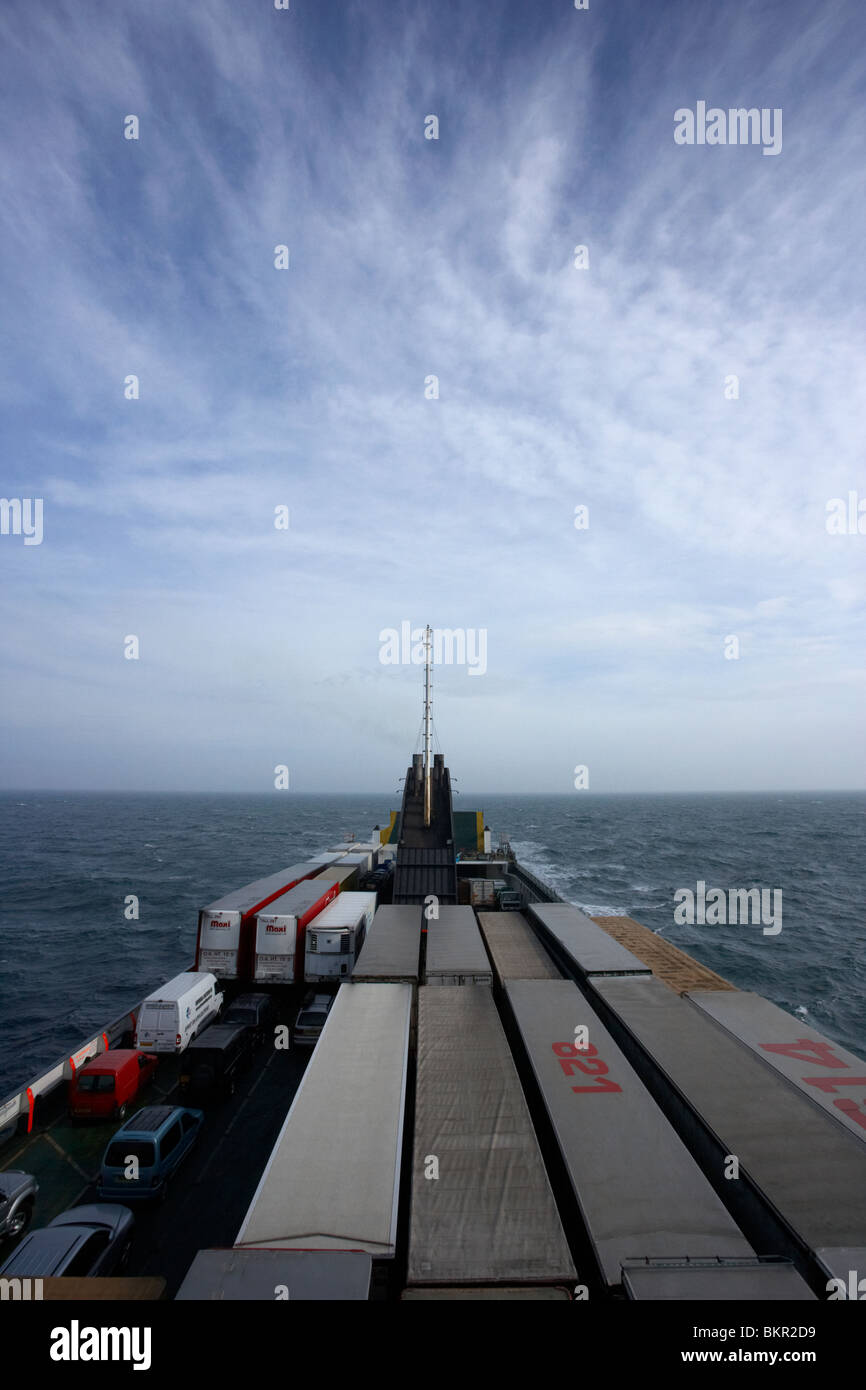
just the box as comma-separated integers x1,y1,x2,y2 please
179,1025,254,1099
0,1204,133,1277
97,1105,204,1202
0,1171,38,1242
292,991,334,1048
221,992,277,1048
68,1050,158,1121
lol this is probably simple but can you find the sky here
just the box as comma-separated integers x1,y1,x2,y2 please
0,0,864,794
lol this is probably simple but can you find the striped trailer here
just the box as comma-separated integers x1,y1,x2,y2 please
235,983,412,1259
352,905,423,983
195,861,325,980
588,972,866,1290
476,910,561,985
424,906,492,986
502,978,814,1299
407,985,575,1289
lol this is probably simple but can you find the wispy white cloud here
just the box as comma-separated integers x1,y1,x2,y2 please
0,0,863,791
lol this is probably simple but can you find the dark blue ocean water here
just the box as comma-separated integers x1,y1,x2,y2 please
0,791,864,1098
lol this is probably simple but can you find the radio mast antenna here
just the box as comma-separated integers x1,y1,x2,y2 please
423,624,433,828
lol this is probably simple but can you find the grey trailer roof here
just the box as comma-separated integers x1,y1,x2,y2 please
592,974,866,1269
257,880,336,919
316,865,359,889
504,979,753,1287
204,863,314,914
686,989,866,1145
476,911,561,982
527,902,650,977
352,905,422,982
175,1248,371,1300
408,985,575,1286
621,1258,815,1301
424,906,492,982
401,1286,571,1300
235,983,412,1257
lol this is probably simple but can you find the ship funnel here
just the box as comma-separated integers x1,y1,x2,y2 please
483,824,491,854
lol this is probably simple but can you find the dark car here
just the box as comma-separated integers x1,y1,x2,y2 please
179,1025,254,1098
221,992,276,1048
0,1171,38,1242
0,1204,133,1277
97,1105,204,1201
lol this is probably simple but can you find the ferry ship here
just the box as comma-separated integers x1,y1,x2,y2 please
2,638,866,1304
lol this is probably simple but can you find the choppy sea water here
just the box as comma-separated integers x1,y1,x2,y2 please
0,790,863,1097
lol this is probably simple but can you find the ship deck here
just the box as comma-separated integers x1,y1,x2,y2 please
0,994,312,1297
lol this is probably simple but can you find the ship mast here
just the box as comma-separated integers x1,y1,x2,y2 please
423,623,433,828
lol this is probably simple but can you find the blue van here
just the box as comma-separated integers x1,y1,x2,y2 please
97,1105,204,1201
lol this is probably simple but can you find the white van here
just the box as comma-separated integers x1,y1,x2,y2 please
134,972,224,1054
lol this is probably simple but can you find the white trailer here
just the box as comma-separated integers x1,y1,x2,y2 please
235,983,412,1257
304,892,377,982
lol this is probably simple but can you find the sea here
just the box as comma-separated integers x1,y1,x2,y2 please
0,790,864,1100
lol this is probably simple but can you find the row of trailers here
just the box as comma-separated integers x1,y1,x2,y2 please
178,901,866,1300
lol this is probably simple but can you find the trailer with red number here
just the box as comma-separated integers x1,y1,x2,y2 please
253,879,341,984
685,989,866,1145
407,984,575,1288
500,978,813,1296
195,861,322,980
588,972,866,1290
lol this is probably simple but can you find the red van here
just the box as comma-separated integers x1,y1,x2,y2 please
68,1050,158,1121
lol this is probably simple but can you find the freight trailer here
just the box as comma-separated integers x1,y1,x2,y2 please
253,879,340,984
589,972,866,1288
424,906,492,986
503,978,758,1292
527,902,651,979
351,905,423,983
685,988,866,1146
476,911,561,985
329,842,381,867
317,863,360,892
304,892,377,982
408,985,575,1287
176,1249,372,1300
235,983,412,1257
336,850,375,873
195,862,321,980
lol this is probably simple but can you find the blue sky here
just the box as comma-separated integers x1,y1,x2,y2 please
1,0,864,792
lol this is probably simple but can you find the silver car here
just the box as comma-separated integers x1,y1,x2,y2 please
0,1171,38,1242
0,1204,133,1277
